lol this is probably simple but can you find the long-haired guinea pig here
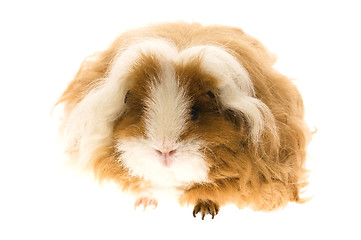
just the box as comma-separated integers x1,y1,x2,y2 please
56,22,311,219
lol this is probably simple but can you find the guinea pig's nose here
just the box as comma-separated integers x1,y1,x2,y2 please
154,147,177,167
154,148,177,157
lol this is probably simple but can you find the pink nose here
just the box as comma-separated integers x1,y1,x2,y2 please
154,148,177,157
154,147,177,167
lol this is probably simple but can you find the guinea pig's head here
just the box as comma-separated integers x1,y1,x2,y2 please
60,38,278,187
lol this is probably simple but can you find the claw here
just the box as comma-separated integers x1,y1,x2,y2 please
193,200,220,220
193,203,201,218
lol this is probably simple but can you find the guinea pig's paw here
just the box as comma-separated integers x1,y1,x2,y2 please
193,200,220,220
134,197,158,211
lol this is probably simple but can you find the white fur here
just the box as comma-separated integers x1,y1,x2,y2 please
179,46,255,95
62,38,276,169
144,63,190,147
116,137,209,191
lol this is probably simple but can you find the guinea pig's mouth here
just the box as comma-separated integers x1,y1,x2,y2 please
116,138,210,185
158,155,174,168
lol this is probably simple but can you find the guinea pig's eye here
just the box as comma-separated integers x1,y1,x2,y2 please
124,90,130,104
190,106,199,121
207,90,216,99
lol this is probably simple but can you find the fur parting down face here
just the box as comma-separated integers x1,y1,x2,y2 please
57,23,311,218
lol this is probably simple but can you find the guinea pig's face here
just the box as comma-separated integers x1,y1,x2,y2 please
115,58,226,186
110,40,272,187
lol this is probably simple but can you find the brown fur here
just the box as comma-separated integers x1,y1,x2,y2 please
58,22,311,212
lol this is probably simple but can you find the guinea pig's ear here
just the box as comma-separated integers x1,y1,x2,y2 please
193,46,279,144
59,66,128,166
58,43,139,167
218,84,278,144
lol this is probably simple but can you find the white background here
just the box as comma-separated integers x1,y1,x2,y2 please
1,0,360,239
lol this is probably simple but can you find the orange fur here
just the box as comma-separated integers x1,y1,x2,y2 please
57,22,311,212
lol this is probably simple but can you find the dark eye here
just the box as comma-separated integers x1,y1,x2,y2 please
124,90,130,103
190,106,199,121
207,91,215,99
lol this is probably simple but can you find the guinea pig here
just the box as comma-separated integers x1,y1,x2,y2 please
56,22,311,219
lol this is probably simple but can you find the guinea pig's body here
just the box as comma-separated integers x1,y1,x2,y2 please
57,23,311,219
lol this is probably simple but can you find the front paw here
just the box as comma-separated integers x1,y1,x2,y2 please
193,200,220,220
134,197,158,211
